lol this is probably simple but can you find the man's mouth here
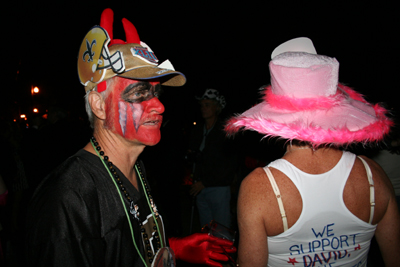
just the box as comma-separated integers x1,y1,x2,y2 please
142,117,162,126
143,120,160,125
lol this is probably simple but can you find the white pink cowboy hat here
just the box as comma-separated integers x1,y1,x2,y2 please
225,37,392,146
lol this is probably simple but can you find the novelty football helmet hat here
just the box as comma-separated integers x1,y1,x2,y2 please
77,8,186,92
78,26,124,88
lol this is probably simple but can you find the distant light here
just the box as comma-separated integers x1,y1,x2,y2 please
33,87,39,94
20,114,26,118
33,108,39,113
193,122,197,125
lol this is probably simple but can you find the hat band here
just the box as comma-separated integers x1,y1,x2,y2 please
264,84,361,111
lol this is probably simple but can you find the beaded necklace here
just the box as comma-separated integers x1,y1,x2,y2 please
90,136,164,266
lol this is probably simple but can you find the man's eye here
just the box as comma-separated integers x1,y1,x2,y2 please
133,90,150,98
134,92,144,97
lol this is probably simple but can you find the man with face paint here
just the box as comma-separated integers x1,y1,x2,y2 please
26,9,235,267
104,78,164,144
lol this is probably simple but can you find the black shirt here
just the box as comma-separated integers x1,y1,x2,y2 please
26,149,165,267
189,119,237,187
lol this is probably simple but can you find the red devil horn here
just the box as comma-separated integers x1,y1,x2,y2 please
100,8,114,41
99,9,140,45
122,18,140,44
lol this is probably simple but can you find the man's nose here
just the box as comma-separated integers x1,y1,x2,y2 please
145,97,165,114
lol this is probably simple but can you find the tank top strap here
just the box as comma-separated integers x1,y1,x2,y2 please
357,156,375,224
263,167,288,232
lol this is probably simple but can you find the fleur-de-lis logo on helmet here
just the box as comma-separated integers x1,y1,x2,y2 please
83,39,96,62
77,26,125,87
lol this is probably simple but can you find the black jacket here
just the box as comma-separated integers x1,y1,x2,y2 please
26,149,164,267
189,119,237,187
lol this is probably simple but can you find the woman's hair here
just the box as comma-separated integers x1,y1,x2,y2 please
289,139,313,147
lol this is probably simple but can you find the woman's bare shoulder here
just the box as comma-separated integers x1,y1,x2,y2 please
239,167,270,197
355,155,395,224
357,155,393,190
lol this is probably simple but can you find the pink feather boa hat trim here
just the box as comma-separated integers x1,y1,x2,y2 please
263,84,369,111
225,107,392,146
225,84,392,146
225,52,392,146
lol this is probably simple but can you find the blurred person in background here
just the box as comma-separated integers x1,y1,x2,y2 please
189,89,237,229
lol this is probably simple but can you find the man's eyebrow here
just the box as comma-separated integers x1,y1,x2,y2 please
122,82,150,95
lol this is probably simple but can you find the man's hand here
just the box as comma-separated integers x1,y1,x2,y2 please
190,181,205,196
169,233,236,267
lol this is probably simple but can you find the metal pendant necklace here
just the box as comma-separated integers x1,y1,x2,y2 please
90,136,164,266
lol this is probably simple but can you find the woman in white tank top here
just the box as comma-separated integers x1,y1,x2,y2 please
225,38,399,266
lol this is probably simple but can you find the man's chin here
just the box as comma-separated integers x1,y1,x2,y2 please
131,135,161,147
140,139,161,147
146,141,161,147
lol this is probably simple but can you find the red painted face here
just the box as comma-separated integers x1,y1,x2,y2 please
104,77,165,146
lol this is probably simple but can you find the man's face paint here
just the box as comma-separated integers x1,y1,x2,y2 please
104,77,165,146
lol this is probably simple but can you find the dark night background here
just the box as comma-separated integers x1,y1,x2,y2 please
0,2,397,266
3,1,399,124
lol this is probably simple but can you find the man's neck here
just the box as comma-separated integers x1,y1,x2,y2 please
204,116,217,130
84,128,145,189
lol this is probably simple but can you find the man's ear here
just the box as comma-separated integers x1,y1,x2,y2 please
88,91,106,120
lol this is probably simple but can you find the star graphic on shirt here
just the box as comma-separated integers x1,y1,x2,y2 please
288,258,298,265
354,244,361,250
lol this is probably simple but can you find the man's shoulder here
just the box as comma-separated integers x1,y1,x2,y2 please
29,149,109,212
37,149,103,191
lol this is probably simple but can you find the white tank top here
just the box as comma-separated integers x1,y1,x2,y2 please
266,151,376,267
